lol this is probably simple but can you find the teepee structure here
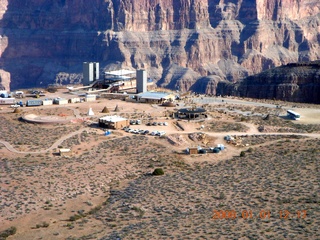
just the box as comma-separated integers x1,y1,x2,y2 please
114,104,119,112
101,106,109,113
87,107,94,116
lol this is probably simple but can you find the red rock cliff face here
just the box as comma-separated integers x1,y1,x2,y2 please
0,0,319,94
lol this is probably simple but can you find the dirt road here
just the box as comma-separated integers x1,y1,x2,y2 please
1,126,320,154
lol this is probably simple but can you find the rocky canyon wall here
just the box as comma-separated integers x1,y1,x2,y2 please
0,0,319,102
234,61,320,103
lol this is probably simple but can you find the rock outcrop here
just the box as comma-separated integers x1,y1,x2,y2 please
0,0,319,98
235,61,320,103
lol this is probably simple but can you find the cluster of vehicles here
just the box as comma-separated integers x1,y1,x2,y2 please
146,121,168,126
129,120,169,126
123,126,166,136
130,119,142,125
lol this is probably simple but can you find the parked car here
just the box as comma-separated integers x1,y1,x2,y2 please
151,131,158,136
152,122,157,126
199,149,207,154
156,131,166,136
163,122,168,126
136,120,141,125
212,147,221,153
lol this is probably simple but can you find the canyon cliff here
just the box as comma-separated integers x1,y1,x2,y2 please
0,0,319,101
234,60,320,103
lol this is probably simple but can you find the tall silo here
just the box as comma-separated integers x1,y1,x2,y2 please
93,62,99,80
136,69,147,93
83,62,99,86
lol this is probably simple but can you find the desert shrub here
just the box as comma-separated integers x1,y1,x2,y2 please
132,206,145,217
69,214,83,221
0,226,17,239
152,168,164,176
88,205,102,215
35,222,49,229
240,151,246,157
217,192,226,200
247,147,253,153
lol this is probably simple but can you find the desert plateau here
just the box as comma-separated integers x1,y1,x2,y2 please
1,89,319,239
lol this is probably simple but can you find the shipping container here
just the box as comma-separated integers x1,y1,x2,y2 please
26,99,43,107
0,98,16,105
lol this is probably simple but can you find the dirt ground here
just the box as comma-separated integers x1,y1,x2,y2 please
291,108,320,124
0,89,320,239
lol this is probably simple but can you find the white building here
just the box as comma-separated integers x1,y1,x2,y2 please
42,99,53,106
85,94,96,102
69,97,81,103
53,98,68,105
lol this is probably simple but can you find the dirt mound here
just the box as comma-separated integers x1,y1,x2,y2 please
167,134,189,146
188,132,216,146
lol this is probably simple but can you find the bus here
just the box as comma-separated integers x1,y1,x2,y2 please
287,110,300,120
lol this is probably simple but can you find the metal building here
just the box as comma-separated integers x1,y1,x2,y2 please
136,69,147,93
83,62,99,86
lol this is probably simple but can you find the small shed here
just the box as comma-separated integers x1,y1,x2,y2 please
59,148,72,156
86,94,96,102
187,147,199,155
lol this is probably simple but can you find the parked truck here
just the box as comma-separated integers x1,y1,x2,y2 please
26,99,43,107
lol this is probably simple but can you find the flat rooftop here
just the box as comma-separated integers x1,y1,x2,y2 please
104,70,136,76
99,115,127,122
137,92,172,100
178,108,206,113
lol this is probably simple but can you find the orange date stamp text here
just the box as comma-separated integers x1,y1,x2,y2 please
212,209,307,220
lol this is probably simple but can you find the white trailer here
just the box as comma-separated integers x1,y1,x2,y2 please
0,98,15,105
